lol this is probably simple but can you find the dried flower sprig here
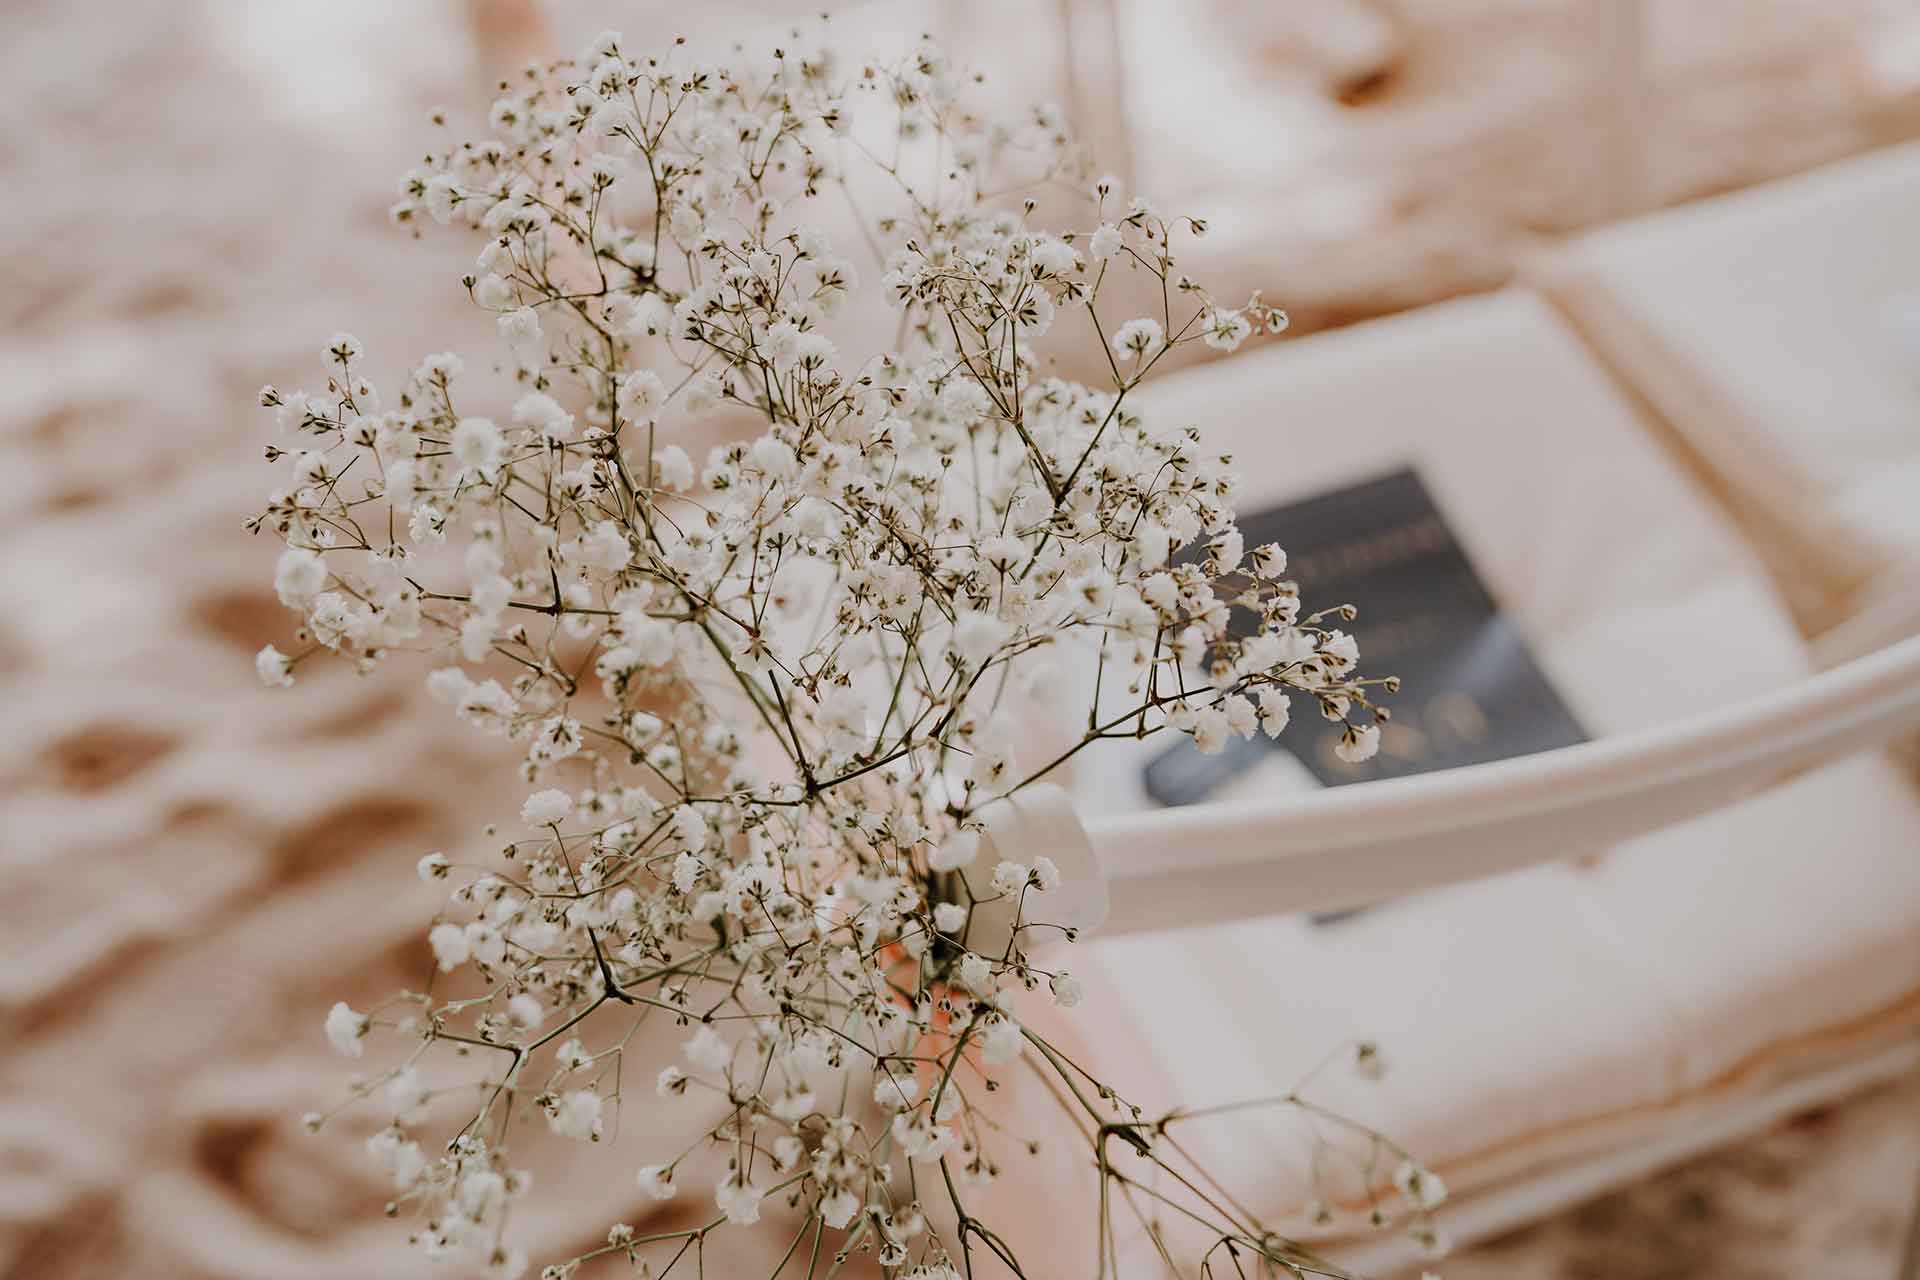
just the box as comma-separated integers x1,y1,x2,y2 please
251,27,1424,1280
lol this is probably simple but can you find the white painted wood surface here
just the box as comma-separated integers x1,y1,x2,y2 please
982,635,1920,936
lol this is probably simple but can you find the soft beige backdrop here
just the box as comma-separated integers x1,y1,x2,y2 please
1,1,1915,1276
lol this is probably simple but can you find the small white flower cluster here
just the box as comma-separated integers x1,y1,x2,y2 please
256,30,1404,1280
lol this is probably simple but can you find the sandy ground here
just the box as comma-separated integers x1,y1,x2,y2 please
1451,1074,1920,1280
0,1,1915,1277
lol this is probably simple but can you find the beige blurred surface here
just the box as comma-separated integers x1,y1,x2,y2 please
1,1,1915,1276
1446,1074,1920,1280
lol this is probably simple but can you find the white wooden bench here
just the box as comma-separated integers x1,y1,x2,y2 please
967,291,1920,1273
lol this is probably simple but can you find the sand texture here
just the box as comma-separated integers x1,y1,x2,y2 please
1,2,1914,1276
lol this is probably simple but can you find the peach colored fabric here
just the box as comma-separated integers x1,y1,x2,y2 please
1534,142,1920,617
993,292,1920,1265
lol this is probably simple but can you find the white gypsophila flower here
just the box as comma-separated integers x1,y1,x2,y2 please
547,1089,604,1141
429,921,471,971
635,1164,676,1201
1394,1160,1449,1211
978,1013,1024,1066
423,173,459,224
1203,307,1254,351
654,444,694,491
1259,688,1293,737
555,1038,591,1072
617,369,665,417
1051,972,1084,1007
506,993,543,1031
1031,855,1062,892
255,644,295,688
1221,694,1259,740
325,1001,367,1057
451,416,503,478
274,548,327,608
957,953,992,992
513,391,573,441
1336,722,1383,764
1191,705,1230,755
261,31,1406,1280
1111,317,1163,360
819,1188,862,1229
498,307,541,351
520,789,571,826
715,1175,763,1226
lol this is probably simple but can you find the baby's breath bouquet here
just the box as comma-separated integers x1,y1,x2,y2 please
249,28,1430,1280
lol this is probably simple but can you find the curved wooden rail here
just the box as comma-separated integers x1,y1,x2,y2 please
979,635,1920,938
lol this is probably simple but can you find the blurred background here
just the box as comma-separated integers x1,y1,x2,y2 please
2,0,1918,1276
